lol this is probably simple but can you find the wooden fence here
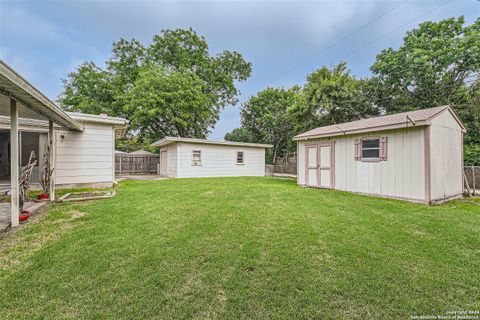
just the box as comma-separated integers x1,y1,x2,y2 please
115,154,159,175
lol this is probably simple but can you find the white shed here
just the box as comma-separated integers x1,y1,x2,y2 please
151,137,272,178
294,106,466,204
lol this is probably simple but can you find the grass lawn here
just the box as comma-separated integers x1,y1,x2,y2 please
0,177,479,319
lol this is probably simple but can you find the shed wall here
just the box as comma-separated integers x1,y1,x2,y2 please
176,142,265,178
298,127,426,201
429,110,463,200
55,121,115,185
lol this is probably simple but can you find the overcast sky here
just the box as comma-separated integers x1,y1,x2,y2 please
0,0,478,139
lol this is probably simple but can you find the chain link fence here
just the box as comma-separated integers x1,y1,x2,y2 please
464,166,480,195
266,164,297,178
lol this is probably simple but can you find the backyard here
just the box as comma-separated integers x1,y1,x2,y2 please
0,177,479,319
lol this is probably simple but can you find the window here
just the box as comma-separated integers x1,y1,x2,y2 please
236,151,244,165
361,138,380,159
192,150,202,166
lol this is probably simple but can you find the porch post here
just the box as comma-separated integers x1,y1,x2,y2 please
10,98,19,227
48,120,55,202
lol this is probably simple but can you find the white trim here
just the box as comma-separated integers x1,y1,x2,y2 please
152,136,273,148
67,112,128,126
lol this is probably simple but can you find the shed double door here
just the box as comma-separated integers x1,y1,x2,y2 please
306,143,334,188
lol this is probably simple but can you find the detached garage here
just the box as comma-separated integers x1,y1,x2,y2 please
151,137,272,178
294,105,466,204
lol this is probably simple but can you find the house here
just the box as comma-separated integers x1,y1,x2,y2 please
151,137,272,178
294,106,466,204
0,59,127,226
0,110,127,189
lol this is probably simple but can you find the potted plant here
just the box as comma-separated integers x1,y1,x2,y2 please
19,151,37,222
38,145,53,200
19,209,30,221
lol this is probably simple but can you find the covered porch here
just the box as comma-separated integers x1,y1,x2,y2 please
0,59,83,228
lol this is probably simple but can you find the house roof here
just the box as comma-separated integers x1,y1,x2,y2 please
152,137,273,148
0,59,83,131
67,112,128,126
293,105,466,141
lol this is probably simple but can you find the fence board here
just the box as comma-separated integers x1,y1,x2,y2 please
115,154,159,174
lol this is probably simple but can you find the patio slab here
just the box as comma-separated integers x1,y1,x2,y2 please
0,201,49,233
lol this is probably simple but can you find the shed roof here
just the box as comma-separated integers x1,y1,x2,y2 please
293,105,466,141
0,59,83,131
152,137,273,148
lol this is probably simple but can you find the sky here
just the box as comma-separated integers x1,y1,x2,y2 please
0,0,478,140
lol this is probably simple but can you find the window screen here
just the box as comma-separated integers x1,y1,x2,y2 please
21,132,39,166
361,138,380,159
192,150,202,166
237,151,244,164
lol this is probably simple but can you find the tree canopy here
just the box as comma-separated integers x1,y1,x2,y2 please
234,87,299,163
226,16,479,164
370,16,480,145
60,28,252,148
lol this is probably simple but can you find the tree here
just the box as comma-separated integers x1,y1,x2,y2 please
224,127,254,143
59,28,252,144
127,66,217,140
370,16,480,146
289,62,379,133
226,87,298,163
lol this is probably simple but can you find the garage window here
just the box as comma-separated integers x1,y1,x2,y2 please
192,150,202,166
236,151,244,165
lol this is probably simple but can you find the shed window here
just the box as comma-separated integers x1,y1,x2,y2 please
192,150,202,166
361,138,380,159
236,151,244,164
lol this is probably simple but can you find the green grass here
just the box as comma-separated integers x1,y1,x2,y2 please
0,177,479,319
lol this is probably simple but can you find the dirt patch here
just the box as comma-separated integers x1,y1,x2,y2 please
68,210,88,219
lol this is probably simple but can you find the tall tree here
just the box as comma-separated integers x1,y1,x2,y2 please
289,62,379,133
370,16,480,145
59,28,252,142
127,66,217,140
224,127,254,143
226,87,298,163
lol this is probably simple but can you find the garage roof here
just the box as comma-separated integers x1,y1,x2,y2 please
293,105,466,141
152,137,273,148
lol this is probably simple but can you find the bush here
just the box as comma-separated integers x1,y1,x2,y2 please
464,144,480,166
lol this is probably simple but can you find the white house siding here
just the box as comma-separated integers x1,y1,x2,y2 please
176,142,265,178
159,144,178,178
429,110,463,201
55,121,115,185
297,127,426,201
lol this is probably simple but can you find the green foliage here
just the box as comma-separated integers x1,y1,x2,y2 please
115,136,157,154
224,127,254,143
59,28,252,143
290,62,379,133
1,178,479,318
464,144,480,166
370,16,480,146
226,87,299,163
127,66,217,140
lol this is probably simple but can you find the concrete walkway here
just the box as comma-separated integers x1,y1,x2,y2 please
116,174,168,181
0,201,49,233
